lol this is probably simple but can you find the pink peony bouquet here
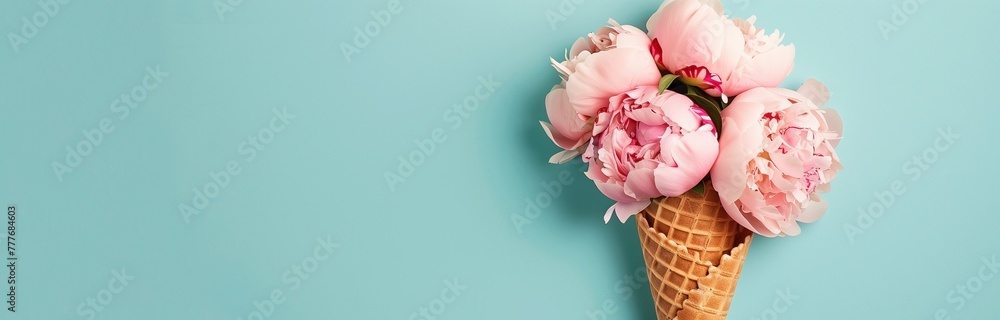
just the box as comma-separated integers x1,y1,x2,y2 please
539,0,842,318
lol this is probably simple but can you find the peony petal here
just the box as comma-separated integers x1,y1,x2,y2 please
820,108,844,148
701,0,725,14
670,131,719,176
631,107,667,126
545,87,592,142
770,151,804,179
797,198,828,223
603,205,617,223
653,166,691,197
704,22,746,86
721,45,796,97
540,121,585,150
658,134,682,167
614,200,652,223
636,123,668,146
566,48,661,116
594,179,634,203
720,197,776,237
710,119,752,203
656,94,701,131
611,25,653,51
648,0,738,75
748,204,783,236
550,57,572,79
780,220,801,236
624,168,661,200
584,159,609,180
797,78,830,107
570,37,591,58
549,148,581,164
719,92,768,134
653,131,718,196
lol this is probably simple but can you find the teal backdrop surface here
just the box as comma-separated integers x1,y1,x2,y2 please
1,0,998,319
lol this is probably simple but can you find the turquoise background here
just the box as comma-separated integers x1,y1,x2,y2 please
1,0,998,319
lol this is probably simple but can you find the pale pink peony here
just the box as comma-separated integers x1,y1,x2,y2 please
585,86,719,223
542,21,653,164
710,80,843,237
647,0,795,97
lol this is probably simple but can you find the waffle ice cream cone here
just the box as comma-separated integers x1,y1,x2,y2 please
637,182,753,320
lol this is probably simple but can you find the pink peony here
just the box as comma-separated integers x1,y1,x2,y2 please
647,0,795,97
542,21,653,164
585,86,719,223
710,80,843,237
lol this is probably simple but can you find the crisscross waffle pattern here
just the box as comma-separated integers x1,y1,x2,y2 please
637,183,753,320
644,186,741,265
674,234,752,320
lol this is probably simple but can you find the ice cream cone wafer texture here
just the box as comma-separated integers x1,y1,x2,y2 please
637,183,752,320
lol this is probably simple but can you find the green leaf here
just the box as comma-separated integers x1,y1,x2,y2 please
685,87,723,136
657,74,679,94
690,180,706,195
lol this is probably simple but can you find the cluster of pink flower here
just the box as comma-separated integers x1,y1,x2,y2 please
540,0,843,237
